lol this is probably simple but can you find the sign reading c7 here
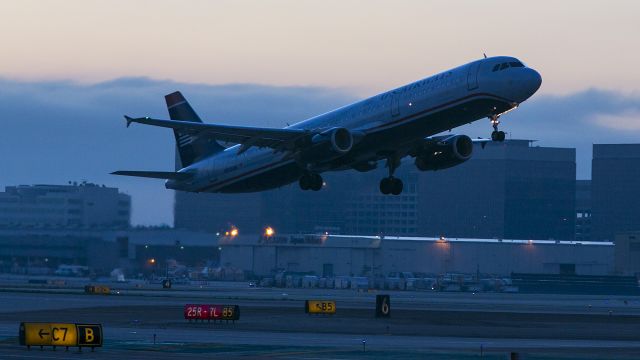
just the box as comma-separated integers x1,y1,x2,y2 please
50,323,77,346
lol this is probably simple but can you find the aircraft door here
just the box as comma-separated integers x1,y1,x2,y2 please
467,61,480,90
391,93,400,116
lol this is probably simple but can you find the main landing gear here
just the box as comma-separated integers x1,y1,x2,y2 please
380,177,403,195
490,115,506,142
299,172,323,191
379,156,403,195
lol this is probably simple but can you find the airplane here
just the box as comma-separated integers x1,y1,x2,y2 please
113,56,541,195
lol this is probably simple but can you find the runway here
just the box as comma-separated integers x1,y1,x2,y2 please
1,282,640,359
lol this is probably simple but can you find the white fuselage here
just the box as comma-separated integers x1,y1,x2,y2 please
167,56,541,193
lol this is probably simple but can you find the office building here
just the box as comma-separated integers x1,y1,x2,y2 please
0,183,130,229
174,191,263,234
575,180,592,241
415,140,575,240
591,144,640,241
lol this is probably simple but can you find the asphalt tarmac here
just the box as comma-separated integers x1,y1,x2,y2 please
1,281,640,359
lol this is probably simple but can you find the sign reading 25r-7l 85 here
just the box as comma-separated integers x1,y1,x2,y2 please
183,304,240,321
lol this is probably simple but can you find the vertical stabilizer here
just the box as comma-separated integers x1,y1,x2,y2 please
165,91,225,170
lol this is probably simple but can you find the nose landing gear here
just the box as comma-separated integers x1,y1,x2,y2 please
379,156,403,195
490,115,506,142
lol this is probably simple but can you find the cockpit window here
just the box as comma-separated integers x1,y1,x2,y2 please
493,61,524,72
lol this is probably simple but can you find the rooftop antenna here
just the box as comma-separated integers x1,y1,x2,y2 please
483,53,487,59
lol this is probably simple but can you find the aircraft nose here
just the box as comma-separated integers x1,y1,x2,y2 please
526,68,542,95
513,68,542,102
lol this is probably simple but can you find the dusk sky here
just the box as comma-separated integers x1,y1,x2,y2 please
1,1,639,225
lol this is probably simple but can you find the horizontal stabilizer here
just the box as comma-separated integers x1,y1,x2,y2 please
111,170,193,180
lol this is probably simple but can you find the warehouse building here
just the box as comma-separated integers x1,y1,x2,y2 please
218,233,613,277
614,231,640,276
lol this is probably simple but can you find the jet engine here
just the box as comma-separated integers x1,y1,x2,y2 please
299,127,354,165
414,135,473,171
311,127,353,154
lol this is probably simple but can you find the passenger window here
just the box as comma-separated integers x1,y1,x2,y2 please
500,63,509,70
492,64,500,72
510,61,524,68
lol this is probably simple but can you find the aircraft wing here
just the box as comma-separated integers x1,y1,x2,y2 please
124,116,309,152
111,170,193,180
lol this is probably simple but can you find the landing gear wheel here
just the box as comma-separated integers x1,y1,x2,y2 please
491,130,506,142
380,154,404,195
380,177,403,195
310,174,323,191
299,173,323,191
390,178,403,195
489,115,505,142
380,177,392,195
299,174,311,190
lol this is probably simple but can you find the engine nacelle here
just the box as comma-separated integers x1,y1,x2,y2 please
299,127,354,165
414,135,473,171
311,127,353,154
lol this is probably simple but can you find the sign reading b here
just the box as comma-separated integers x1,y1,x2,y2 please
76,324,102,347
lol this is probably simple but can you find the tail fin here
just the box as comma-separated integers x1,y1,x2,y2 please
165,91,225,170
